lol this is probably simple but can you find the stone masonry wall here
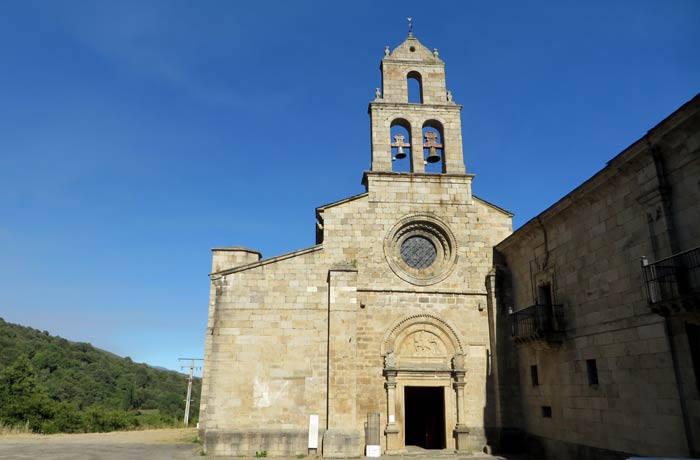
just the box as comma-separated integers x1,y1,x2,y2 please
319,172,512,452
202,249,329,438
201,170,512,456
495,95,700,459
200,32,514,458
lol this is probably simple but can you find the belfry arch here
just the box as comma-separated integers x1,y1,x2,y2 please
381,314,470,453
422,120,445,173
407,71,423,104
390,118,412,172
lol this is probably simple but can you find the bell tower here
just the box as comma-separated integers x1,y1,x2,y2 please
369,30,466,174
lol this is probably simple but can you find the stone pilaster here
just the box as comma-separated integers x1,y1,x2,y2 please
452,353,470,451
383,368,401,453
327,264,358,429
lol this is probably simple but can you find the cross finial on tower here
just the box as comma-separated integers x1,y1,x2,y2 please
407,17,413,36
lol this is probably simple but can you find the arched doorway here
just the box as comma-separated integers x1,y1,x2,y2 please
381,314,470,453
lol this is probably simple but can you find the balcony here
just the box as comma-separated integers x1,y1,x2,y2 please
510,304,564,345
642,246,700,321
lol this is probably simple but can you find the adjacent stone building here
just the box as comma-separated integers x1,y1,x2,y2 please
199,30,700,459
494,94,700,459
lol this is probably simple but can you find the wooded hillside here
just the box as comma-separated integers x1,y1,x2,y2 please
0,317,201,433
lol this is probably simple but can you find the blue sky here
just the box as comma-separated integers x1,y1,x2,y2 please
0,1,698,372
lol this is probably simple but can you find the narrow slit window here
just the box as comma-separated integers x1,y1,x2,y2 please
530,365,539,386
586,359,599,386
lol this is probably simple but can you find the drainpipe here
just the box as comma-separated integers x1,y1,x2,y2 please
664,317,697,456
644,134,695,455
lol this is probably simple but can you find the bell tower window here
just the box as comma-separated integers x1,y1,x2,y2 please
422,121,444,173
391,119,412,172
407,71,423,104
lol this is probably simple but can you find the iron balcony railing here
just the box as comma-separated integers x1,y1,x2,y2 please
642,246,700,313
510,304,564,343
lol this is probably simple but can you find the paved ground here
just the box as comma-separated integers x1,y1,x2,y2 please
0,428,529,460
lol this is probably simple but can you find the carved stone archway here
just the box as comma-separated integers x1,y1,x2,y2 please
381,314,469,453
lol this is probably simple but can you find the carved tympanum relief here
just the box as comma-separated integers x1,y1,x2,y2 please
399,330,446,357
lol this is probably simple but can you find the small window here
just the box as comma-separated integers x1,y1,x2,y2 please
530,365,539,386
586,359,599,386
538,283,553,306
541,406,552,418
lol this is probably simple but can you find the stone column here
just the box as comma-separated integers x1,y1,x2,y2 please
383,358,401,453
452,353,470,451
411,124,425,173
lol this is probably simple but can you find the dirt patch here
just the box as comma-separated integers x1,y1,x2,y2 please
0,427,197,444
0,428,202,460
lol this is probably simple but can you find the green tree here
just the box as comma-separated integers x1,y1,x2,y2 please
0,319,202,433
0,356,56,431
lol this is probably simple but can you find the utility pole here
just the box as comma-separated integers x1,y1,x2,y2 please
179,358,203,427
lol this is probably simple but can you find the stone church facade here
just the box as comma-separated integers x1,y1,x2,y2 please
199,33,512,457
199,32,700,459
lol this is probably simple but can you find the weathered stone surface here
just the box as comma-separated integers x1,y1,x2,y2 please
203,429,313,457
199,32,511,457
322,429,362,458
494,95,700,459
198,26,700,460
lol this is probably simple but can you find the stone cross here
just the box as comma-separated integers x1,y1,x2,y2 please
407,17,413,36
423,131,442,149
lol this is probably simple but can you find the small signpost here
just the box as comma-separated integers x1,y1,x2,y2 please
308,414,319,454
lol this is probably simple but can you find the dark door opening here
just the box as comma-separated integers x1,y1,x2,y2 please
404,386,446,449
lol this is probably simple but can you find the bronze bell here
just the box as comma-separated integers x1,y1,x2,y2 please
423,131,442,163
394,145,407,160
391,134,409,160
425,146,440,163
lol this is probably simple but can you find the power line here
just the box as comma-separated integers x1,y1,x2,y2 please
179,357,203,427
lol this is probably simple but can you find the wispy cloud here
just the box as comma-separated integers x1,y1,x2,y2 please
48,2,253,108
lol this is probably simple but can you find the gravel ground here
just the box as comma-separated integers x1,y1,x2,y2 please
0,428,529,460
0,428,203,460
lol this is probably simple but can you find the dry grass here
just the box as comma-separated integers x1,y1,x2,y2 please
0,427,197,444
0,422,32,436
